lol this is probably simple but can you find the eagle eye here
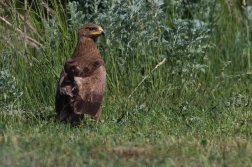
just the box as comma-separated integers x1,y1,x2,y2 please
87,27,96,31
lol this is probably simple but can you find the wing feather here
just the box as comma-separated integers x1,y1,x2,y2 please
73,66,106,116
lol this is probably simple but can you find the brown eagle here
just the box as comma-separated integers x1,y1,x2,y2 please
55,23,106,124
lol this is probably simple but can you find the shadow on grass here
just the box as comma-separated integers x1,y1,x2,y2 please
22,107,56,123
23,108,99,128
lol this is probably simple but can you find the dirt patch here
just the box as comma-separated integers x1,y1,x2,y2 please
108,146,147,160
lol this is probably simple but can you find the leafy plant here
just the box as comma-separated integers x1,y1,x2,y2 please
0,69,23,108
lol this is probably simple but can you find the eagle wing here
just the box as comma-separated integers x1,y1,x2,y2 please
73,65,106,117
55,59,78,121
58,58,80,97
56,58,106,119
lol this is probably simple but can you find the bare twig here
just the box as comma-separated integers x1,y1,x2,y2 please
24,0,27,48
0,16,42,48
127,58,167,99
0,0,43,41
0,28,25,58
117,58,167,123
41,0,55,16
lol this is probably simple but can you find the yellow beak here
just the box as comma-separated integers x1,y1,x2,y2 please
91,27,105,35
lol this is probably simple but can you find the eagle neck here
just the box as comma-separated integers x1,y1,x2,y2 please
72,37,98,58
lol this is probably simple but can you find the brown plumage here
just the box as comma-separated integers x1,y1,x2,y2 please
55,23,106,124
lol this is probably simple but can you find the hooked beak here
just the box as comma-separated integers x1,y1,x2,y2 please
91,26,105,36
101,30,105,36
99,26,105,36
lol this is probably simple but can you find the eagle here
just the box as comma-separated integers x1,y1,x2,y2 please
55,23,106,124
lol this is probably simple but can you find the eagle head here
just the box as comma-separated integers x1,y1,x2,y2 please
78,23,105,41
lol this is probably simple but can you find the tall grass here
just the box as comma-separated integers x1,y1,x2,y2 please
0,0,252,166
0,0,251,115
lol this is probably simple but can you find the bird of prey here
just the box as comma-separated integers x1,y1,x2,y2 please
55,23,106,124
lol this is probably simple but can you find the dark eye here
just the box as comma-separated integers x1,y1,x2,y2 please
88,27,95,31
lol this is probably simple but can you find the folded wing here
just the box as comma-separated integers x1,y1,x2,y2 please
55,60,106,122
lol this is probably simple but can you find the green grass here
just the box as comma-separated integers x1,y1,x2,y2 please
1,0,252,166
0,102,252,166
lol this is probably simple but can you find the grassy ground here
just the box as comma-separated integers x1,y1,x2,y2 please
0,102,252,167
1,0,252,166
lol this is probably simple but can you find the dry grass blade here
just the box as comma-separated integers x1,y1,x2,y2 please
0,16,42,48
127,58,167,99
